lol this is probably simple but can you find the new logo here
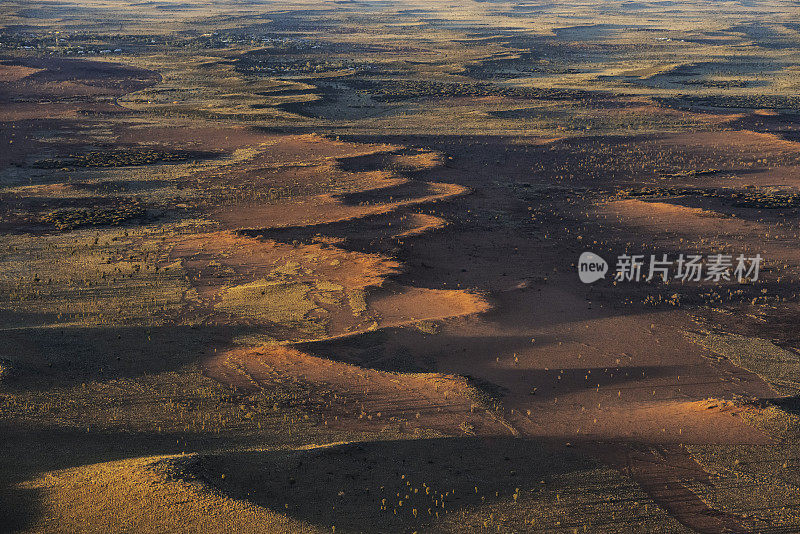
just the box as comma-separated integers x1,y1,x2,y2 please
578,252,608,284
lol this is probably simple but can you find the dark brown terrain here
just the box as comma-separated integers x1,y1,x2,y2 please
3,1,800,532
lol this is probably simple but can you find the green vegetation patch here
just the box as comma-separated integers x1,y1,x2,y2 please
658,94,800,111
618,186,800,209
345,79,605,103
32,149,222,169
236,57,365,75
42,203,147,230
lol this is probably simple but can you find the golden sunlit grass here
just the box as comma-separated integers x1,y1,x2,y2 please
5,0,800,531
19,454,326,534
0,226,195,328
217,280,318,328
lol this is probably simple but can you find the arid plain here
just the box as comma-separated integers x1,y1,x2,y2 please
3,0,800,532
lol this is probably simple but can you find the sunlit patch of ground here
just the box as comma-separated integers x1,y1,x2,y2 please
5,0,800,530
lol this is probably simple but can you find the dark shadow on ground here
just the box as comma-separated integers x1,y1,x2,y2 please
183,436,650,533
0,323,246,387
